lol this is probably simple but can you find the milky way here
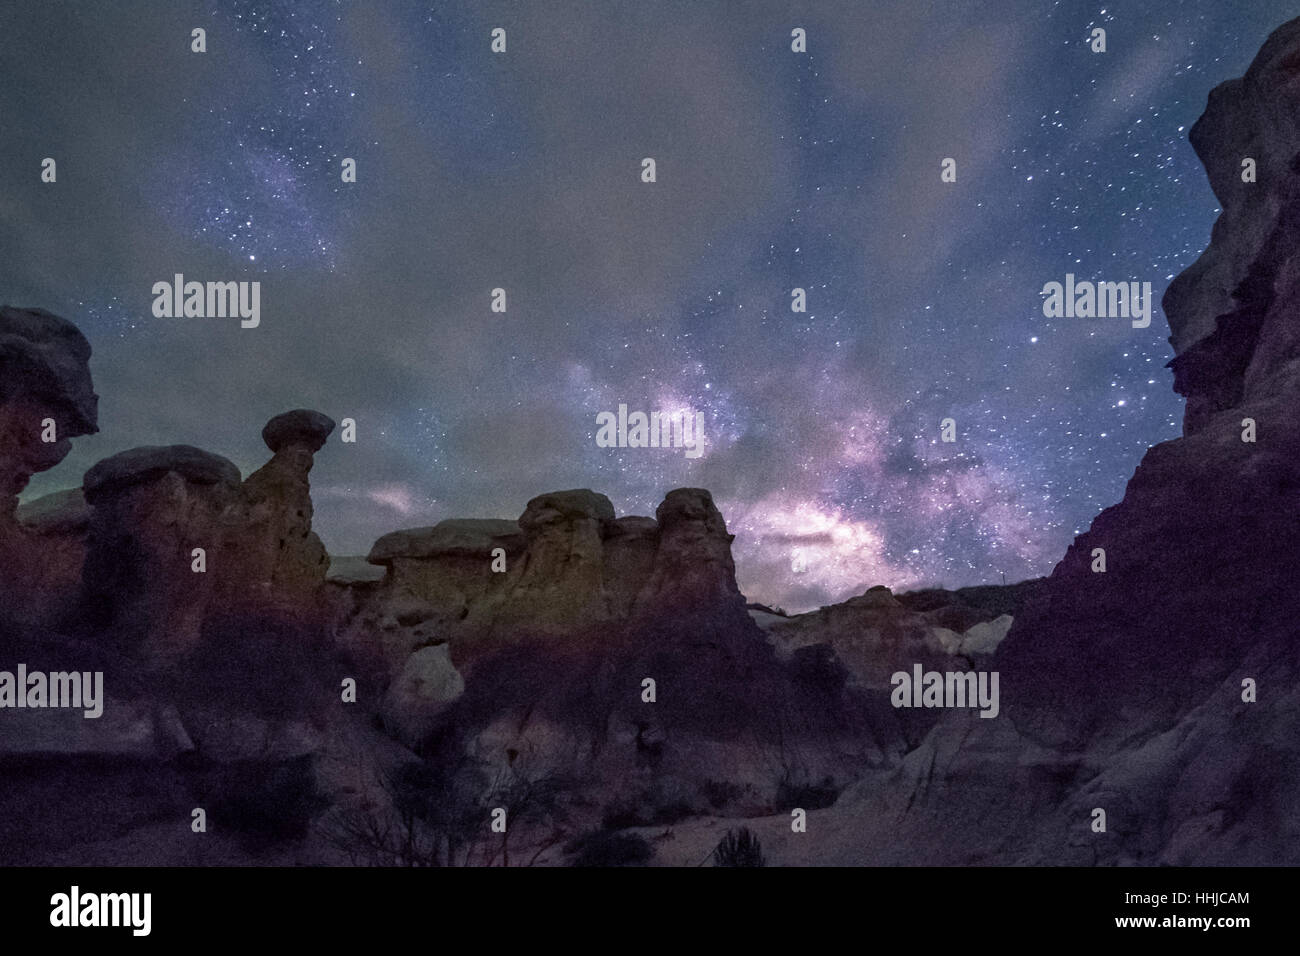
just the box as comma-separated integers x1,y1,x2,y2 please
2,0,1293,611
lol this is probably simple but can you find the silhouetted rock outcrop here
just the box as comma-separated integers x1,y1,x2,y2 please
0,307,99,628
0,306,98,519
997,19,1300,756
1164,17,1300,433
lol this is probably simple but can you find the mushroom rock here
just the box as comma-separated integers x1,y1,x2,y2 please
367,518,525,565
233,409,336,603
367,518,524,605
339,488,763,664
79,445,242,661
330,519,525,672
260,409,335,455
83,445,241,499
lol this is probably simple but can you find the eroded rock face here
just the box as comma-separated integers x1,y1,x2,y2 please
996,18,1300,761
633,489,746,627
1163,18,1300,434
0,308,100,628
336,519,524,671
7,488,92,630
345,490,628,668
494,490,617,636
327,486,883,814
601,515,659,617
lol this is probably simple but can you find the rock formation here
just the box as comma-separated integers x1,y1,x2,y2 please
7,19,1300,866
0,306,98,520
1164,17,1300,433
996,19,1300,753
765,584,1016,690
232,409,335,605
79,445,243,661
698,18,1300,868
339,488,753,672
334,485,875,813
0,307,99,628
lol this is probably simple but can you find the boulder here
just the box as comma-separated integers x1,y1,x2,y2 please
367,519,524,564
380,644,466,749
261,409,335,454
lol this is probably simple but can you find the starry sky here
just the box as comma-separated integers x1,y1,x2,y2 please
2,1,1294,612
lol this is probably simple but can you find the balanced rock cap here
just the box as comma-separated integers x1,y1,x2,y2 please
368,518,524,564
262,409,336,453
519,489,616,532
0,305,99,435
605,515,659,539
83,445,242,503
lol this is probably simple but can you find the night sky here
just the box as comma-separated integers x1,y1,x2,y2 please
2,1,1293,612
